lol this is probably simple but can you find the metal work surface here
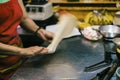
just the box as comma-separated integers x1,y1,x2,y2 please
10,36,116,80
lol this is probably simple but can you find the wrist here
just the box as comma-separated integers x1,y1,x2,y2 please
34,27,41,35
14,47,23,53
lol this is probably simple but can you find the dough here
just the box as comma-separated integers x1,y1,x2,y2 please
47,13,78,53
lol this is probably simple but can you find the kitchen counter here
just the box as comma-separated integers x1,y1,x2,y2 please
10,36,117,80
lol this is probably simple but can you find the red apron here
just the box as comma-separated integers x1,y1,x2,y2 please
0,0,27,80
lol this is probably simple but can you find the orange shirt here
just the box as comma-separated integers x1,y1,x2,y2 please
0,0,23,46
0,0,26,79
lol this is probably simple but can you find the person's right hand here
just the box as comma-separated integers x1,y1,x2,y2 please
19,46,48,56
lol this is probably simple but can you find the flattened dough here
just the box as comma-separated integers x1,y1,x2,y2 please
47,13,78,53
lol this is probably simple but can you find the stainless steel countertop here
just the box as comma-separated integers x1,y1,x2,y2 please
10,36,116,80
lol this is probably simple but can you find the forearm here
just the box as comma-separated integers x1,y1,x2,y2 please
0,42,22,55
18,0,41,33
20,17,40,33
0,42,49,56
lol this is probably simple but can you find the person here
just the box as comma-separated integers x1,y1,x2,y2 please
0,0,54,80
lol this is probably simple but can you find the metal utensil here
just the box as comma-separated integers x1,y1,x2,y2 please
99,25,120,38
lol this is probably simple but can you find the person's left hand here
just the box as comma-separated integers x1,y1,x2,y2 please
37,28,54,43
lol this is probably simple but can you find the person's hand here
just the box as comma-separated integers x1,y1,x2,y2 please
37,28,54,43
19,46,48,56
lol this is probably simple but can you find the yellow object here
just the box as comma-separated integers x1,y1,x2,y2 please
84,12,93,24
77,21,91,29
53,6,60,13
0,60,22,74
27,0,31,3
84,10,113,25
117,48,120,54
